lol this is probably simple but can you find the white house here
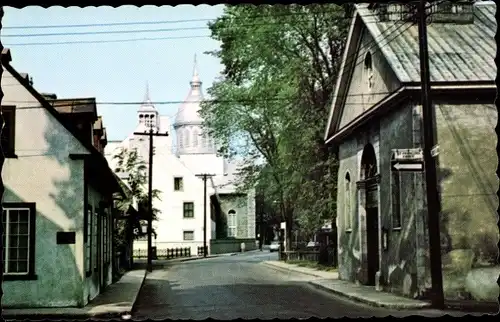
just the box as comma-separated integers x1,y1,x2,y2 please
105,55,256,257
1,48,123,308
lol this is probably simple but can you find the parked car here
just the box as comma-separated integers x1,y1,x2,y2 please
269,241,280,252
306,241,320,251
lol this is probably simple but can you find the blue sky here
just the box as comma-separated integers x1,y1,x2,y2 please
1,5,225,142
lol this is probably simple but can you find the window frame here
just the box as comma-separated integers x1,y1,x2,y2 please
183,202,194,218
174,177,184,191
1,105,18,158
183,230,194,241
364,51,374,91
93,207,98,272
227,209,237,237
345,172,352,231
2,202,37,281
85,204,93,277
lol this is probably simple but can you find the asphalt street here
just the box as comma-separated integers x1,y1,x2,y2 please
132,251,478,320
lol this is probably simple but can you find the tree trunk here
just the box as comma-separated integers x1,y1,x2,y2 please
285,211,293,252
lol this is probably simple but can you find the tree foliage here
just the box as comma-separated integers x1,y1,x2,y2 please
113,147,162,240
200,4,349,248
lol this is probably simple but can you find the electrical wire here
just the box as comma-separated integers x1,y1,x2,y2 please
2,10,418,46
2,2,445,127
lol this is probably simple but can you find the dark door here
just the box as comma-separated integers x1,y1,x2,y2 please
365,184,379,286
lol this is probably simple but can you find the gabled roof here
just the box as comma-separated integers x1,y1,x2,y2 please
324,1,497,141
1,48,124,196
357,2,496,83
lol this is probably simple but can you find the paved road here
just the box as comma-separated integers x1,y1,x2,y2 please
132,251,476,319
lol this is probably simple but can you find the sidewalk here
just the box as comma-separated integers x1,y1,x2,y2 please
2,269,147,320
261,260,431,310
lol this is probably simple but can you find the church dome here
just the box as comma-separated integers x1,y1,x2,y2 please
174,55,204,127
174,54,216,155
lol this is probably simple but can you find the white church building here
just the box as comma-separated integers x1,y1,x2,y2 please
105,56,256,256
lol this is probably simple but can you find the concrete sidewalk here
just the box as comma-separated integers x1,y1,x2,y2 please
2,269,147,320
261,260,431,310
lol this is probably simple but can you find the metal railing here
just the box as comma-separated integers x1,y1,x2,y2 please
133,247,191,259
197,246,208,257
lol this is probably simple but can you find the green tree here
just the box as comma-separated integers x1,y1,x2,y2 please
200,4,349,250
112,147,162,241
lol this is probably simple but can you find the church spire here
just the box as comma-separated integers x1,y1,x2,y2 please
190,53,201,87
143,81,151,103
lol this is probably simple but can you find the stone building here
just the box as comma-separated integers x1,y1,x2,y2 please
324,2,498,302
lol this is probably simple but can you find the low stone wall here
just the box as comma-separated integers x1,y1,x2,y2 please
210,238,258,254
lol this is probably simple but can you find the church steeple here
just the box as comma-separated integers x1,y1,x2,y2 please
143,81,152,104
190,53,201,90
137,81,158,130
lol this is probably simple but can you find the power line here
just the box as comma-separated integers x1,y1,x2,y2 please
1,90,403,107
2,11,416,46
1,9,384,31
2,35,210,46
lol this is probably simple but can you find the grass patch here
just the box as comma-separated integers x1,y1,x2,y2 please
286,260,337,272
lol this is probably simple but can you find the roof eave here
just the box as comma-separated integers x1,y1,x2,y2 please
3,59,121,194
324,10,363,142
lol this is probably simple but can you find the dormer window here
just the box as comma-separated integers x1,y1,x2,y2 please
364,52,374,91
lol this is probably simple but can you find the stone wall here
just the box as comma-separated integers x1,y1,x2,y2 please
210,238,257,254
434,102,499,301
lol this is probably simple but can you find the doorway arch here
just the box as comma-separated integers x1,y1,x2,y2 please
359,143,380,286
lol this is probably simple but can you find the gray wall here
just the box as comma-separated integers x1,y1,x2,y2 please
210,238,257,254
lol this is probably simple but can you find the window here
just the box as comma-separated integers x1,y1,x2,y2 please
85,205,92,275
391,172,402,229
93,208,98,271
227,209,237,237
1,105,16,157
2,203,36,279
103,213,108,264
174,177,183,191
183,202,194,218
178,130,184,148
183,230,194,241
364,52,374,90
193,129,199,147
202,133,208,148
184,128,191,148
345,173,352,230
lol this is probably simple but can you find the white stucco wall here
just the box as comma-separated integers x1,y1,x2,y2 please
1,68,90,308
104,129,221,256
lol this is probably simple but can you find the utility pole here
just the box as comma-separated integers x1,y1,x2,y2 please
134,128,169,272
417,0,444,309
195,173,215,257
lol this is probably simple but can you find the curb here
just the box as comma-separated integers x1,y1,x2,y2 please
130,269,148,315
308,281,432,310
3,270,148,321
178,255,220,262
260,261,330,279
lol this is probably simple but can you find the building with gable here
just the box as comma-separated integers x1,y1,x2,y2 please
324,1,498,302
105,55,256,256
1,48,124,308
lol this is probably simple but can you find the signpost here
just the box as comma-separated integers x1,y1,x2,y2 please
391,148,424,172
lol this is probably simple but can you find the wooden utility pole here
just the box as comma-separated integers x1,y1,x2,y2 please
416,0,444,309
195,173,215,257
134,128,169,272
